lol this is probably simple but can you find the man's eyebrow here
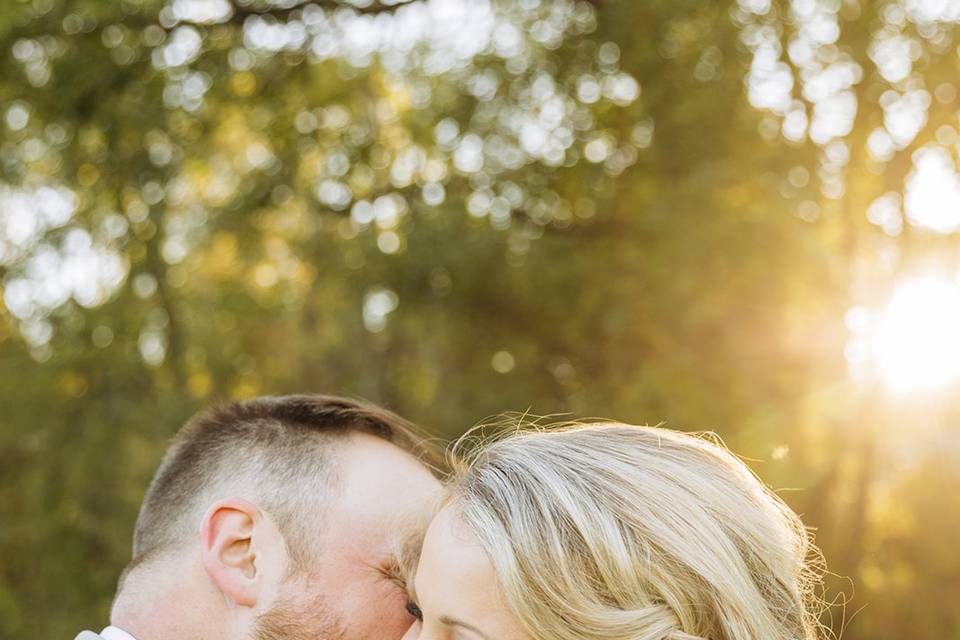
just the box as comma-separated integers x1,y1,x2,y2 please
386,510,431,597
387,489,446,594
440,615,492,640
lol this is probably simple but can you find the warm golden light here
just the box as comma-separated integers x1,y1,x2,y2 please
872,277,960,394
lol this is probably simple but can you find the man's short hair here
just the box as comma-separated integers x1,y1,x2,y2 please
127,394,441,575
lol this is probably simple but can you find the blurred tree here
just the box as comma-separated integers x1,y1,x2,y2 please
1,0,959,638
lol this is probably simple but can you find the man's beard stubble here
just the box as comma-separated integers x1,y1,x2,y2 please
254,590,346,640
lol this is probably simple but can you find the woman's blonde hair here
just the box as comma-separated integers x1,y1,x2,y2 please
448,421,826,640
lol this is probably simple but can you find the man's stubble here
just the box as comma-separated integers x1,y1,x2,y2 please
253,587,346,640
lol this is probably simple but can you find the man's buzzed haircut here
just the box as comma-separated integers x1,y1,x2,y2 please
128,394,441,573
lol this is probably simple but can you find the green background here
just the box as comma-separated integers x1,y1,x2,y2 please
2,0,959,638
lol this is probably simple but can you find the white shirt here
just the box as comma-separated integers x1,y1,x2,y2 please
101,626,138,640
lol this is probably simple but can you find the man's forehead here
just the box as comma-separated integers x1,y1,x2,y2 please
322,432,441,561
336,432,441,507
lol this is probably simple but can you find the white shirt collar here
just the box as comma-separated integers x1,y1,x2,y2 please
101,626,138,640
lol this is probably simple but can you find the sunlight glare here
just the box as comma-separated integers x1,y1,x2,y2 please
904,146,960,234
872,277,960,394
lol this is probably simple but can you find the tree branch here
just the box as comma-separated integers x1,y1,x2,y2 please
222,0,423,26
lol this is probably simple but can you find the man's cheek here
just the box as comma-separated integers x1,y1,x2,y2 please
365,585,415,639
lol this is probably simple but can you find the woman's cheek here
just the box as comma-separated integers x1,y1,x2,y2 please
399,619,422,640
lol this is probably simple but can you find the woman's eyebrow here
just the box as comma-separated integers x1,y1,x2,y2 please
440,616,491,640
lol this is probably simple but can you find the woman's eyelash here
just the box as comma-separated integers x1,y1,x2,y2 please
406,600,423,621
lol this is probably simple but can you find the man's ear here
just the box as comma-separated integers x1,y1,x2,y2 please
200,498,269,607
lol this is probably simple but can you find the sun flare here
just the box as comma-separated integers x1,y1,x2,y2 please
870,277,960,394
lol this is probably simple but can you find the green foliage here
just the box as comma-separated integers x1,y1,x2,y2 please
1,0,959,637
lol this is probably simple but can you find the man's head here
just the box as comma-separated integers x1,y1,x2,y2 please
113,394,443,640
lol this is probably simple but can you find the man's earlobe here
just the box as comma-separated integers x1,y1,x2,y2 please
200,498,263,607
